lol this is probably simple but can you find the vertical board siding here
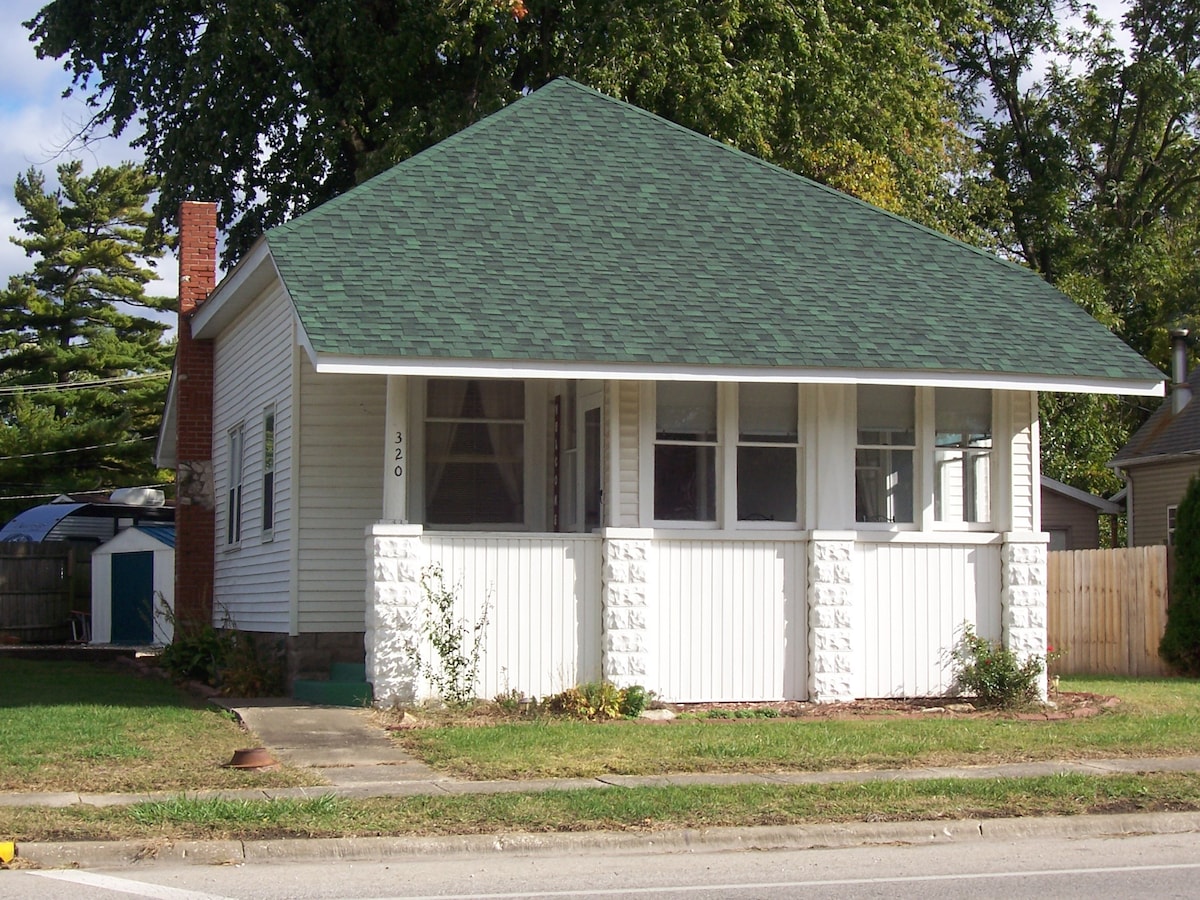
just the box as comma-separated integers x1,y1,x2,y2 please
616,381,640,527
1047,546,1169,676
651,539,806,702
423,534,603,699
296,361,387,632
858,542,1002,697
212,286,294,631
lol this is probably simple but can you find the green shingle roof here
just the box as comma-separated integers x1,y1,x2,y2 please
264,78,1161,385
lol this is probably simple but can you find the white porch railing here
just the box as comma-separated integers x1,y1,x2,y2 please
422,533,603,700
650,537,808,702
856,539,1003,698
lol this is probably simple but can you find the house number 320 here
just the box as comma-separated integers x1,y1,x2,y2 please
393,431,404,477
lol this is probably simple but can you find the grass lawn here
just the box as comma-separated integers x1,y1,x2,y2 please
0,658,320,793
391,677,1200,780
3,772,1199,843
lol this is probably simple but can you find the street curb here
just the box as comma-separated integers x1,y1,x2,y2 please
15,810,1200,870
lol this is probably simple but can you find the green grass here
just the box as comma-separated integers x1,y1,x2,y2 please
0,659,321,793
2,772,1198,843
393,677,1200,779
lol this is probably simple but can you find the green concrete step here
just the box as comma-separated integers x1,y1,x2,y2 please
292,678,373,707
329,662,368,683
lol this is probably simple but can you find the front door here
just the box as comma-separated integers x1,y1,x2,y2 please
111,551,154,644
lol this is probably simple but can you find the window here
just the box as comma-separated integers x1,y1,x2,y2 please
737,383,798,522
654,382,717,521
227,424,244,544
934,388,992,524
1168,505,1178,545
425,379,525,525
650,382,802,525
856,385,915,524
262,406,276,535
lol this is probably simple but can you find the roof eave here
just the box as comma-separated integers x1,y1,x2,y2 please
1109,448,1200,470
154,363,179,469
309,353,1167,395
191,238,282,339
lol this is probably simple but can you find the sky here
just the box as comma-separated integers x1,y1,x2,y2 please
0,0,1134,297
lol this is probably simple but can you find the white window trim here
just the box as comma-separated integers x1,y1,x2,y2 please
1167,504,1178,546
640,382,806,530
409,377,546,531
855,385,920,532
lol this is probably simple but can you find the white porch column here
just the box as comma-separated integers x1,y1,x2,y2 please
365,523,425,705
807,531,857,703
383,376,408,523
601,528,653,686
1001,532,1049,699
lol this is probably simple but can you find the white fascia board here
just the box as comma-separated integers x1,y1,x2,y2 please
310,354,1166,396
154,363,179,469
1109,448,1200,469
190,239,281,339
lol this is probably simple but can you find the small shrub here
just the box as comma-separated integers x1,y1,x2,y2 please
159,624,228,685
546,682,648,720
949,624,1044,708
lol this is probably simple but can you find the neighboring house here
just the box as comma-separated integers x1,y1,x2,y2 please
1110,333,1200,547
1039,476,1122,550
157,78,1163,704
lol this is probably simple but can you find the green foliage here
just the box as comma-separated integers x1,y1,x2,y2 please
949,624,1045,708
158,625,228,685
405,565,489,706
28,0,977,262
546,682,647,720
1161,475,1200,675
157,601,285,696
0,161,173,520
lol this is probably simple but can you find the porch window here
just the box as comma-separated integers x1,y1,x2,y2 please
425,379,525,525
655,382,717,521
856,385,915,524
737,383,799,522
934,388,992,524
227,423,244,544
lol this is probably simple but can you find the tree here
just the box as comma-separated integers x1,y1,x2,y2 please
951,0,1200,494
27,0,980,263
0,161,173,523
1160,474,1200,675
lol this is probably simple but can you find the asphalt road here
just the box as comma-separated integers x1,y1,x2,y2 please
8,831,1200,899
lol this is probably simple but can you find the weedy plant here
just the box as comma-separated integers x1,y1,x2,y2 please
404,565,490,706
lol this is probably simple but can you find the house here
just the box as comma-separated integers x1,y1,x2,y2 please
1110,330,1199,546
1039,476,1121,550
157,78,1163,704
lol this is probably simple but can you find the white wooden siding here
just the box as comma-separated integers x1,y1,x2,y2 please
856,539,1002,697
423,534,603,698
211,285,294,632
1008,391,1039,533
650,538,807,702
615,381,640,526
295,361,387,632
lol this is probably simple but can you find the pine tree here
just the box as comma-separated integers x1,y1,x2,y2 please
0,162,173,523
1161,475,1200,676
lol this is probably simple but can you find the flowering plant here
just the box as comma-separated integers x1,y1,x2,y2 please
949,624,1046,708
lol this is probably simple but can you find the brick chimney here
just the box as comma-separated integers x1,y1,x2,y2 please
174,201,218,632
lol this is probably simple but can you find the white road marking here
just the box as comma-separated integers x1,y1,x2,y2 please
28,869,233,900
359,861,1200,899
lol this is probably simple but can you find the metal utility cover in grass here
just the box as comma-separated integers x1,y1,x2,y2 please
261,78,1161,389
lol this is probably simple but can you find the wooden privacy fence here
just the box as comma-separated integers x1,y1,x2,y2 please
1046,545,1170,677
0,543,75,643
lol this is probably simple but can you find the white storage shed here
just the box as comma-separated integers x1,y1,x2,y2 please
90,526,176,645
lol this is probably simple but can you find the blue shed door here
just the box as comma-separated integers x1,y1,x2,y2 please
111,552,154,644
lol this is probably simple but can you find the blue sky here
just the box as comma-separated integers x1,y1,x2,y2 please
0,1,1133,297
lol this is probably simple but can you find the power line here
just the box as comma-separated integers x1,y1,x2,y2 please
0,482,172,502
0,371,170,396
0,435,156,461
